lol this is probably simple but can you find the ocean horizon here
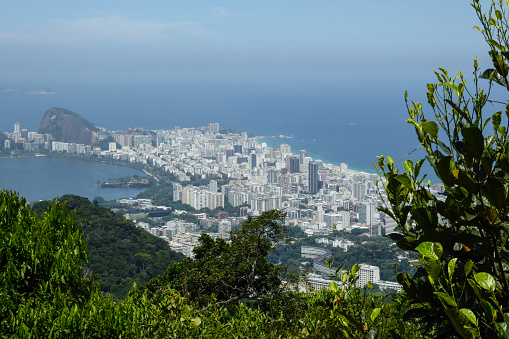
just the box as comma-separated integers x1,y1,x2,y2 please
1,77,435,176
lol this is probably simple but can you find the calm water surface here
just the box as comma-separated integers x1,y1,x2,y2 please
0,157,148,202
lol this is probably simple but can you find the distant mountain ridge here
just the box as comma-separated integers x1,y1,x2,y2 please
38,107,99,145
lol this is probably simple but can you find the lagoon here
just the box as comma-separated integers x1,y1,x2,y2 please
0,157,147,203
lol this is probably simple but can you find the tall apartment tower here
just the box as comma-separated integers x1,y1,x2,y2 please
267,168,279,184
208,180,218,193
352,182,366,201
359,202,375,226
288,156,300,173
308,160,319,193
280,144,291,154
299,150,308,165
208,123,220,134
356,264,380,287
250,152,257,169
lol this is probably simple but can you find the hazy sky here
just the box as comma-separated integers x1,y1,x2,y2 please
0,1,490,85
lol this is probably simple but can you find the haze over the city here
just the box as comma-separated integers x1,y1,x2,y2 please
0,1,488,82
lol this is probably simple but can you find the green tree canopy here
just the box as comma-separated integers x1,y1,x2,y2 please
32,194,185,299
144,209,288,308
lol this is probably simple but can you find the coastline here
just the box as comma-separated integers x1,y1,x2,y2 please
256,137,374,176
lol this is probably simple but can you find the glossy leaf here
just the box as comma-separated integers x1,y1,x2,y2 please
422,121,439,139
474,272,496,292
403,160,414,177
415,242,443,260
459,308,477,326
370,308,381,322
448,258,458,281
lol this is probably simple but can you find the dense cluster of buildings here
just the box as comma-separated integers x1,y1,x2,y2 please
3,122,53,151
4,121,445,290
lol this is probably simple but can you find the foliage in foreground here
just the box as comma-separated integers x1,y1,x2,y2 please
1,189,411,338
375,1,509,337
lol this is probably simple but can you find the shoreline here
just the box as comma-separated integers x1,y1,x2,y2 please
255,137,374,176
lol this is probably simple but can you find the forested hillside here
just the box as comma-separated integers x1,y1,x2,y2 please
32,194,184,299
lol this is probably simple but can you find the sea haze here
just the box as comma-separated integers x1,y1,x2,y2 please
1,76,431,174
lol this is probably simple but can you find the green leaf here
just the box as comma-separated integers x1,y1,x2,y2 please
415,242,443,260
464,261,474,277
422,121,439,139
415,159,425,179
181,304,191,319
495,10,503,20
395,174,413,191
495,313,509,337
461,127,484,158
482,176,506,211
378,155,385,170
370,308,382,322
329,281,339,293
474,272,496,292
480,68,509,87
439,82,461,97
448,258,458,281
190,317,202,329
403,160,414,177
434,292,457,307
493,111,502,131
425,260,442,284
397,237,419,251
488,38,505,51
459,308,477,327
444,308,474,339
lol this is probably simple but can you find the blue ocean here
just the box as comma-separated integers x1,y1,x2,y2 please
1,76,431,174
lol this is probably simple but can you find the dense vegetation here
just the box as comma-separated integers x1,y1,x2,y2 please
372,1,509,336
1,190,407,338
32,194,184,299
5,1,509,337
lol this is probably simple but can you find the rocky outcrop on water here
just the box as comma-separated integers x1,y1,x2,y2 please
38,107,99,145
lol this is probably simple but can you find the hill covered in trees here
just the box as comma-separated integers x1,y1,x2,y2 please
32,194,184,299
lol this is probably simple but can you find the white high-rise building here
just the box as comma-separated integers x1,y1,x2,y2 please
359,202,375,226
324,213,341,229
209,180,218,193
356,264,380,287
209,123,220,134
352,182,366,201
341,211,351,229
340,163,348,174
